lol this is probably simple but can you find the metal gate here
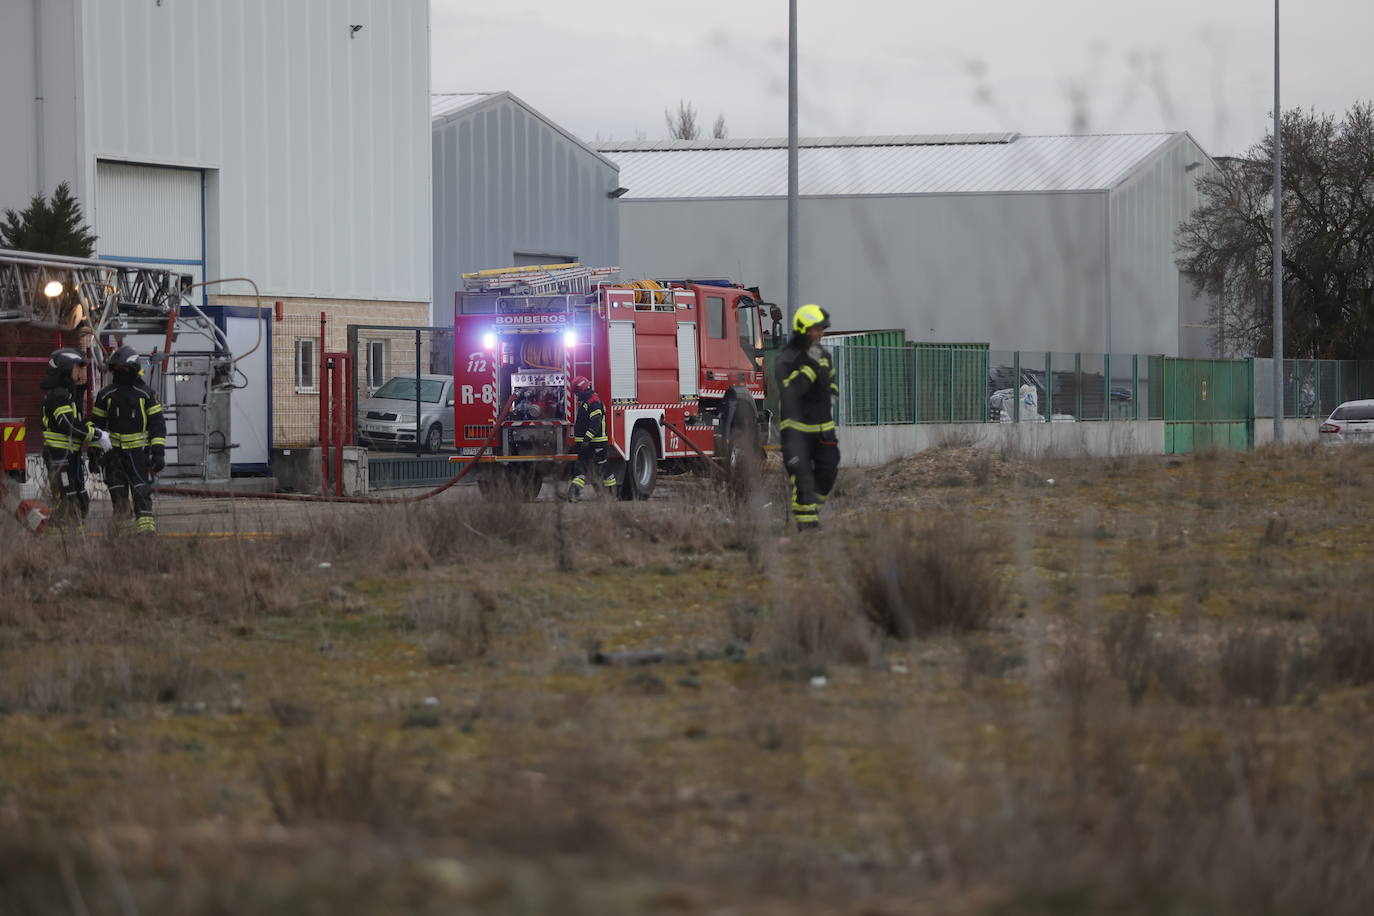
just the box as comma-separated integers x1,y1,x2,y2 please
347,324,455,489
1162,358,1253,454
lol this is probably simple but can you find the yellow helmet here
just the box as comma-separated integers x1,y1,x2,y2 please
792,303,831,334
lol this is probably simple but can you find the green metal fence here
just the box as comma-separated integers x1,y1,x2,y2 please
1161,357,1253,454
810,344,1374,434
1280,359,1374,418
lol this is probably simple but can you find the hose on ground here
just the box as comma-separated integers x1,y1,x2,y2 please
152,395,518,504
659,418,730,479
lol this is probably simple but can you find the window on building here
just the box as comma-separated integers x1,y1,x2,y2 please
294,339,317,392
707,296,725,339
366,340,387,389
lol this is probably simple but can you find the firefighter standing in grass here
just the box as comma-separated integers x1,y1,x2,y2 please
41,347,108,528
565,375,623,501
92,346,166,535
776,304,840,531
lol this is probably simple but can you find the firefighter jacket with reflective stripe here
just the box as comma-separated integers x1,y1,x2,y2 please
572,392,607,445
40,379,97,453
93,379,166,451
775,338,838,435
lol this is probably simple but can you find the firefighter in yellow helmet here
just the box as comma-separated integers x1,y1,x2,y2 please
774,304,839,530
40,347,109,528
91,346,166,534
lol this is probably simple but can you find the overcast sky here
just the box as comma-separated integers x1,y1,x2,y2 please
431,0,1374,157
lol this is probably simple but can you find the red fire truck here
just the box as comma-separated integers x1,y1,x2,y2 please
451,265,781,499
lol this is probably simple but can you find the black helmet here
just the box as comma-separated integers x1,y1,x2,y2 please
48,347,88,378
108,345,142,375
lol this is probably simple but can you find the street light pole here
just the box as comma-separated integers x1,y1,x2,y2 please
787,0,799,318
1272,0,1284,442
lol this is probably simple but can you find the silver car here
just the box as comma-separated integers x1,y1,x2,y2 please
1319,399,1374,445
358,375,455,452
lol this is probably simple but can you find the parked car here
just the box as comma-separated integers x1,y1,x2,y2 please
1318,399,1374,445
358,375,454,452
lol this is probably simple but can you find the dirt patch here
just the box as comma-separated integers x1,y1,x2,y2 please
858,444,1040,492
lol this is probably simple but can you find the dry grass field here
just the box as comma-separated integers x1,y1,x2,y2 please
3,441,1374,915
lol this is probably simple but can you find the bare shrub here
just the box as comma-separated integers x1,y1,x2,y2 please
259,739,425,830
757,588,879,668
405,588,500,666
1048,626,1100,704
1101,610,1154,705
851,517,1007,639
1217,625,1299,706
11,649,221,714
1259,515,1290,547
1099,611,1206,706
727,601,761,643
1311,606,1374,687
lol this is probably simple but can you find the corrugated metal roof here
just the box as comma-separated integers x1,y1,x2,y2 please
598,133,1180,198
430,92,502,121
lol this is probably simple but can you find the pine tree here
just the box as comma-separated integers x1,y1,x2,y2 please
0,181,98,257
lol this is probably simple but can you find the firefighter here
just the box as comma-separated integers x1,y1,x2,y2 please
40,346,108,528
565,375,623,501
775,304,840,531
92,346,166,535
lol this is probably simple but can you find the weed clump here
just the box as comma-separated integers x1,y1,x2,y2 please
851,517,1007,639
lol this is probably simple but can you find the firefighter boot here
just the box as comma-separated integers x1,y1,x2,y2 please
564,479,585,502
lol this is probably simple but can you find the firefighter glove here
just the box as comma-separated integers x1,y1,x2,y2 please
96,429,112,451
150,448,166,475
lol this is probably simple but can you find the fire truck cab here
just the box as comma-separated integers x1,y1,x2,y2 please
452,265,780,500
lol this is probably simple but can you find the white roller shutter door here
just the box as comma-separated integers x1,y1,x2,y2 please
609,321,637,401
677,322,698,397
95,161,203,285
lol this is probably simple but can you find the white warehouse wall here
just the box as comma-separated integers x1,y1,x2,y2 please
618,191,1111,353
77,0,431,304
1108,134,1215,357
0,0,85,223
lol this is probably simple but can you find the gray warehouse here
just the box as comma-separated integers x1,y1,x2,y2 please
600,133,1215,356
432,92,620,325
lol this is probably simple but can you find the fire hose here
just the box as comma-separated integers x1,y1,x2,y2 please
150,395,520,505
660,418,731,480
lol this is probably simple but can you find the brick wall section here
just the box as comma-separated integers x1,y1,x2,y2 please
215,296,428,447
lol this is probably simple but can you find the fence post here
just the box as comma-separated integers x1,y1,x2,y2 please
1075,352,1083,421
414,330,423,456
1013,351,1021,423
910,346,919,424
318,312,328,491
1045,352,1053,422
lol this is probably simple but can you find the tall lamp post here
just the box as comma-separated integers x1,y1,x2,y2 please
1272,0,1284,441
787,0,799,318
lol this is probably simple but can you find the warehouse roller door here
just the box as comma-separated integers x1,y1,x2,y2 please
95,161,204,288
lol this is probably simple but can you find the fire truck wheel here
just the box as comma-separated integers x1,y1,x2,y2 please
726,404,762,493
619,426,657,501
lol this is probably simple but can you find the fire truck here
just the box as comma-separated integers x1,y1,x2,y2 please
451,265,782,500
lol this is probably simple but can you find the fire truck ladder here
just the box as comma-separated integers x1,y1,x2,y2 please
569,298,597,387
0,247,197,353
462,263,620,296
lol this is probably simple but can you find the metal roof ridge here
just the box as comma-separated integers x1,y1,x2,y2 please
595,133,1020,152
